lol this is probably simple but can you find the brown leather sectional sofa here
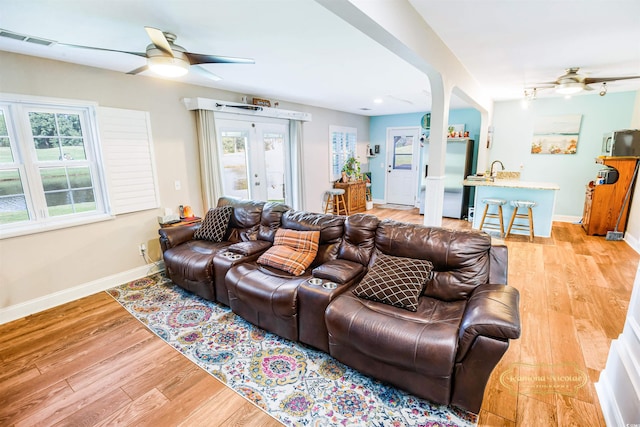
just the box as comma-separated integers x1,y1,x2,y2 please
158,197,521,413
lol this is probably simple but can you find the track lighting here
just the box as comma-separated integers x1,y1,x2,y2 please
599,82,608,96
521,88,537,109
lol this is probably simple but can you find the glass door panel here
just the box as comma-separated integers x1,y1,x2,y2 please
219,128,250,199
216,118,289,204
262,130,286,202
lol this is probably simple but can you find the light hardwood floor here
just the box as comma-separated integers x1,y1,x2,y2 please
1,206,638,426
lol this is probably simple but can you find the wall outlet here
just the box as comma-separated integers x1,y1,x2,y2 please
139,243,146,256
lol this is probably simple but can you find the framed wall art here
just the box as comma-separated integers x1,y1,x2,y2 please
531,114,582,154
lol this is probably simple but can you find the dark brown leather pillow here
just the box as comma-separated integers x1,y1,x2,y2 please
352,252,433,311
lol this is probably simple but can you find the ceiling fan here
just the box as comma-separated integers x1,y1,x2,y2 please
58,26,254,80
529,67,640,96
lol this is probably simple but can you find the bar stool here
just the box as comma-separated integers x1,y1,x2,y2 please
506,200,536,242
479,198,507,237
324,188,348,215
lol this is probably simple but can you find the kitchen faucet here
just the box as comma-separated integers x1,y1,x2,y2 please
490,160,505,177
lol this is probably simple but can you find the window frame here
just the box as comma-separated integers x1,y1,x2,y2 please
0,94,112,239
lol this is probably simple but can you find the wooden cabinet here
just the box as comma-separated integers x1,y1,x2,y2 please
583,157,638,236
333,180,366,214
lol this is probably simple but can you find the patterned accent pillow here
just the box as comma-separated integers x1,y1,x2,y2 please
193,205,233,242
257,228,320,276
352,252,433,311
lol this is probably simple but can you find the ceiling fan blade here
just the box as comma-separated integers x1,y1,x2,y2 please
532,81,559,86
191,65,222,81
57,42,147,58
525,84,555,89
126,64,149,75
584,76,640,84
144,26,174,57
583,84,594,91
184,52,254,65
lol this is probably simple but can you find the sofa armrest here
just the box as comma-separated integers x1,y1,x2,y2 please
489,244,508,284
456,283,520,362
312,259,365,284
227,240,272,256
158,224,200,252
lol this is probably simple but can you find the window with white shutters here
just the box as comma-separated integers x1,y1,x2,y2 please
329,125,356,182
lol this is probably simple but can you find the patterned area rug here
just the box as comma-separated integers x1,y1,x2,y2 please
108,275,477,427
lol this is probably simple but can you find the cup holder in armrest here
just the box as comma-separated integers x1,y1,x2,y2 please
322,282,337,290
221,251,243,261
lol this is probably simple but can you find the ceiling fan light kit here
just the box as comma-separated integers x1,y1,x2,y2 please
148,55,189,77
555,81,584,95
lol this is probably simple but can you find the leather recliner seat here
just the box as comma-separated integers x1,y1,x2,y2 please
158,197,288,302
324,219,520,413
225,210,348,342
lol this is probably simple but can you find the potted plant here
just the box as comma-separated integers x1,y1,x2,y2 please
342,156,361,181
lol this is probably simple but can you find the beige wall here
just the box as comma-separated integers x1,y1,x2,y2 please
0,51,368,312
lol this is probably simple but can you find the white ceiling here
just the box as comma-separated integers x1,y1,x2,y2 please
1,0,639,116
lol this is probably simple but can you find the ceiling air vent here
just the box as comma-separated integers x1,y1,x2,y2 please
0,29,54,46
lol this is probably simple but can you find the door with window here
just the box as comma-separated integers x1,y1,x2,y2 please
385,127,420,205
216,118,289,203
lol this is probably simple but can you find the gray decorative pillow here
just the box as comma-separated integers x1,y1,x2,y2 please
193,205,233,242
352,252,433,311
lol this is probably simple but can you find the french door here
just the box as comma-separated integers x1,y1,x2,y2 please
385,126,420,205
216,117,290,203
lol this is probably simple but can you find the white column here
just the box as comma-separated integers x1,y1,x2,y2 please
422,73,451,227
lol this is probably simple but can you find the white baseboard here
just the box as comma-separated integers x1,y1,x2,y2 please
0,261,164,325
553,214,582,223
624,232,640,255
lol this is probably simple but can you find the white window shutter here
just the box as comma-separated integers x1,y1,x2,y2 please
98,107,160,215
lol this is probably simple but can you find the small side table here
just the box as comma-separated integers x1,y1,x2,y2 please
160,217,201,228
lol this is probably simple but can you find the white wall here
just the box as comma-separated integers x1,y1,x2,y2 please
0,51,368,321
596,262,640,425
624,91,640,253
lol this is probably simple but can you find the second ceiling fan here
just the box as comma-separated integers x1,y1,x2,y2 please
530,67,640,95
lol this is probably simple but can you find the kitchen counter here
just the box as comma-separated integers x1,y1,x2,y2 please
463,179,560,238
462,179,560,190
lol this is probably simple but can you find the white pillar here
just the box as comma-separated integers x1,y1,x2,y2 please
423,73,451,227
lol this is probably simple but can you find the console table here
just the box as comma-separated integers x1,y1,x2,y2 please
333,180,366,214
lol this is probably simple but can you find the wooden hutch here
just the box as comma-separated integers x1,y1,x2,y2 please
582,157,639,236
333,180,367,214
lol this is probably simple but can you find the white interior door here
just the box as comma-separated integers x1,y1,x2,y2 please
216,118,289,203
385,127,420,205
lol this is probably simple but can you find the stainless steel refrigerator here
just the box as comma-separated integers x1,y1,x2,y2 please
419,138,474,219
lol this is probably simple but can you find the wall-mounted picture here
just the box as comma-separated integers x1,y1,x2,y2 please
531,114,582,154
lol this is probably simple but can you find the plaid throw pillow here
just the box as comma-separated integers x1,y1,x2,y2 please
257,228,320,276
352,252,433,311
193,205,233,242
